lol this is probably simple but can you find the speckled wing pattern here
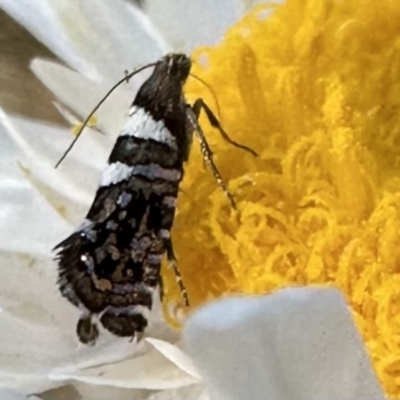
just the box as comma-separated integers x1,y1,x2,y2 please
54,54,193,344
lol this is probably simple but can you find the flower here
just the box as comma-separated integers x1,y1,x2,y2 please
184,287,385,400
166,0,400,397
0,0,397,398
0,0,261,398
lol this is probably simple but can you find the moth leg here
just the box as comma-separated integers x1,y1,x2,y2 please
186,104,236,208
130,331,144,343
77,314,99,346
158,269,165,302
165,238,189,307
135,331,145,343
192,98,258,157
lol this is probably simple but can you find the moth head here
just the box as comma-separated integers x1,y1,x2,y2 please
162,53,192,83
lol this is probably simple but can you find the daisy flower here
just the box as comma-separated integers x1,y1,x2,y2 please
179,0,400,397
0,0,395,398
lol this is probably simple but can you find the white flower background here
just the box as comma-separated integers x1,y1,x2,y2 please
0,0,388,399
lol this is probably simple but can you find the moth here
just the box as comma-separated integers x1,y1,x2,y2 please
54,53,257,345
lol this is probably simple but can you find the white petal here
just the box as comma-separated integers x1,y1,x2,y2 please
40,383,149,400
52,102,80,126
1,111,109,223
184,287,385,400
0,372,60,396
5,118,103,224
143,0,247,54
31,58,136,138
50,344,199,390
16,160,92,226
147,385,206,400
0,389,32,400
0,114,25,181
0,177,70,255
146,338,201,380
0,0,166,81
0,286,152,394
0,111,87,239
0,109,108,170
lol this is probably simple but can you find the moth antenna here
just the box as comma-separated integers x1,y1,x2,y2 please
54,62,156,169
189,73,221,119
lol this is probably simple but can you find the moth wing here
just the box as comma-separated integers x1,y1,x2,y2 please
54,180,164,338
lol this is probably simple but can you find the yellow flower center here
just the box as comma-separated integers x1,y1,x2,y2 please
161,0,400,395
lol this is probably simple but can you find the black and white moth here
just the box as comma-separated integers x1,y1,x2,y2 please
54,53,256,345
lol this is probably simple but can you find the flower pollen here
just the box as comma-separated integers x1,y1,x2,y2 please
72,114,98,136
160,0,400,395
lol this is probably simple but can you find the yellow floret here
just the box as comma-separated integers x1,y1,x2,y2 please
161,0,400,395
